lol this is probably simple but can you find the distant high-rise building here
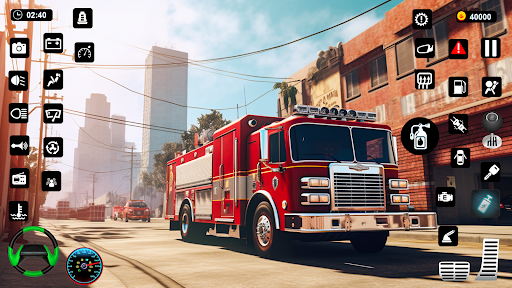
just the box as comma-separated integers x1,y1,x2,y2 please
140,46,188,176
72,94,133,207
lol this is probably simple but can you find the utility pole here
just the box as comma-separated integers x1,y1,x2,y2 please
85,173,98,205
130,146,134,200
91,174,97,205
33,53,49,226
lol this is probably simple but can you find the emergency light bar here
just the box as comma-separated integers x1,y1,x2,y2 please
293,105,377,122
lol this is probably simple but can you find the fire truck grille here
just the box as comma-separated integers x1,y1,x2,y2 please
134,211,142,216
333,173,384,208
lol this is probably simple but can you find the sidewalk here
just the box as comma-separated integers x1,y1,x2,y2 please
389,225,512,245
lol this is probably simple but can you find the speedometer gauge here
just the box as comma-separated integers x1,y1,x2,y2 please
66,247,103,285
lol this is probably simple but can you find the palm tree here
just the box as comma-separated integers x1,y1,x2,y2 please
274,82,298,114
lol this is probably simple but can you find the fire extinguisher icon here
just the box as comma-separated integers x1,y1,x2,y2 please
410,123,430,150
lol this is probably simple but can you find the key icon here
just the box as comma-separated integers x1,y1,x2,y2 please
484,164,500,180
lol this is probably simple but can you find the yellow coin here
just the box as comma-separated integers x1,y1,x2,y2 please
457,11,466,21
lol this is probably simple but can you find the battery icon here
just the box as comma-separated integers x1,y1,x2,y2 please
478,195,493,213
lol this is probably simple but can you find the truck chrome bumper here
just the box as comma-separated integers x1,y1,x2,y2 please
284,212,437,233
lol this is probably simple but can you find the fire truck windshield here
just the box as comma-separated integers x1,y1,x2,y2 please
352,127,395,164
290,124,396,164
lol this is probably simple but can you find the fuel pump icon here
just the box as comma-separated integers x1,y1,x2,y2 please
410,123,430,150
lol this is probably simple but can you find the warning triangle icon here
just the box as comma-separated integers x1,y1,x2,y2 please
451,41,466,55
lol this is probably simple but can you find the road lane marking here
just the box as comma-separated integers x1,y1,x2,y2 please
344,262,374,269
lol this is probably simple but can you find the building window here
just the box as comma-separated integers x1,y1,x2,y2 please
269,131,286,163
426,19,449,63
395,38,415,76
346,69,360,99
481,0,506,36
370,55,388,87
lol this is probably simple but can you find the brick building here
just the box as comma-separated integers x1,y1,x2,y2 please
278,0,512,225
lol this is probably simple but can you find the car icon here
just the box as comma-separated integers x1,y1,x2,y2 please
454,149,467,165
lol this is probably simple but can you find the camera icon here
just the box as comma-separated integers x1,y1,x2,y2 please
10,38,29,58
12,42,26,54
43,33,63,53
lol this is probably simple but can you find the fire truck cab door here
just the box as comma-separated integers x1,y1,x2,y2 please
214,130,235,219
166,162,176,218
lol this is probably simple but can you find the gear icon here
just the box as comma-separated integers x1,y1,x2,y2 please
415,12,429,26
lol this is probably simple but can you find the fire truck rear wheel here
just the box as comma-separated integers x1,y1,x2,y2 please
252,202,287,258
350,231,388,253
180,204,204,242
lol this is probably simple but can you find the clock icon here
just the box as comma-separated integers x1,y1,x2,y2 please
74,42,94,63
12,10,23,21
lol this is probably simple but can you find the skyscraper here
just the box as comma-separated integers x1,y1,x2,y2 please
72,94,132,206
141,46,188,175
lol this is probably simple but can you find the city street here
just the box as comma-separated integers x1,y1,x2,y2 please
1,218,512,287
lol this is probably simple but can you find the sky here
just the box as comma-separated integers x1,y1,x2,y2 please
3,0,402,203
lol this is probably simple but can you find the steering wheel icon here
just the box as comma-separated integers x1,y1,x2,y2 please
8,226,59,277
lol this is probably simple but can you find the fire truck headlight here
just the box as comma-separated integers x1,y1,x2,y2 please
301,177,330,189
282,200,288,210
389,179,409,190
301,193,330,205
128,209,133,212
390,194,410,205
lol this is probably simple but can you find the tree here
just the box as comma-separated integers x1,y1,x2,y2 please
181,110,231,152
274,82,298,113
141,142,184,191
143,111,230,193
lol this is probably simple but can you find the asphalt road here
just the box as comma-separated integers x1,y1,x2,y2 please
1,218,512,287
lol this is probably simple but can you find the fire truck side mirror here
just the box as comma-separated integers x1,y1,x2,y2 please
260,129,269,161
392,136,398,162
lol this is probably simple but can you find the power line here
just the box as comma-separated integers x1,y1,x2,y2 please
83,66,280,111
58,163,131,174
90,1,390,65
68,114,127,147
65,110,182,134
64,108,187,132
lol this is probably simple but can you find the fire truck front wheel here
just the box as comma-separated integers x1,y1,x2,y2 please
350,231,388,253
252,202,287,258
180,204,205,242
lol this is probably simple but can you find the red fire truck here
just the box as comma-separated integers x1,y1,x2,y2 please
165,105,437,258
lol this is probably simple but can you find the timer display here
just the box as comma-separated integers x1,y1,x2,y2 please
11,9,53,21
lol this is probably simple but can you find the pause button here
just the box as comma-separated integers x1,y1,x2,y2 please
481,38,500,58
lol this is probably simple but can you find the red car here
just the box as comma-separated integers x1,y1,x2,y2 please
123,200,151,222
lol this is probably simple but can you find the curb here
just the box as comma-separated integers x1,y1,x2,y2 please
389,232,512,245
